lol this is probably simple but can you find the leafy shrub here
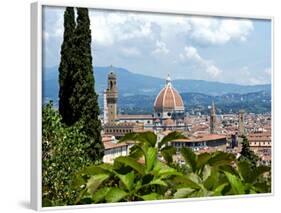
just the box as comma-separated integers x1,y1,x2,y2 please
73,132,271,204
42,102,92,206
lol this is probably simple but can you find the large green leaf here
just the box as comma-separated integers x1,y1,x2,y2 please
238,161,270,184
118,132,139,143
148,179,168,187
202,165,212,181
115,171,135,191
174,188,195,199
81,164,112,176
114,156,144,175
208,152,235,167
141,131,157,147
237,160,252,182
203,167,219,190
86,173,110,195
196,152,211,170
92,187,111,203
173,176,201,190
119,131,157,147
159,131,186,148
129,144,144,159
105,188,128,203
153,161,182,178
141,193,163,201
145,147,157,172
180,147,197,172
160,146,176,165
224,171,245,195
212,183,228,196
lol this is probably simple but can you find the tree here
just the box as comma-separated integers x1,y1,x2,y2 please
70,8,104,161
42,102,92,207
58,7,76,125
239,136,259,167
58,7,103,161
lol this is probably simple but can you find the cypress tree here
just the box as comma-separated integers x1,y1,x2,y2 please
71,8,104,161
58,7,76,125
239,136,259,167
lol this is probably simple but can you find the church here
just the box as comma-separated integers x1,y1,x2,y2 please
101,67,228,163
103,67,189,135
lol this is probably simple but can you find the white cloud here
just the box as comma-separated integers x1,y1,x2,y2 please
90,11,254,48
152,40,169,55
180,46,222,78
189,17,253,45
43,7,269,86
90,12,155,47
120,47,141,57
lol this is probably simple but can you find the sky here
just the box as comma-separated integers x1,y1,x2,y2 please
42,6,272,85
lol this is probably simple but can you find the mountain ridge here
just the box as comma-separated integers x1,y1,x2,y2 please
43,65,271,102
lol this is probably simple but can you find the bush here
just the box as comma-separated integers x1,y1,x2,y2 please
42,102,92,206
72,132,271,204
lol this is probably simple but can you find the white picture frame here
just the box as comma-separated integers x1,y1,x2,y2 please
31,1,274,210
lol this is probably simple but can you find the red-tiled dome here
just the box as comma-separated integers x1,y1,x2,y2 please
154,75,184,112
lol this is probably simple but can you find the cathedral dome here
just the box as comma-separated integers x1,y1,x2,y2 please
154,75,184,112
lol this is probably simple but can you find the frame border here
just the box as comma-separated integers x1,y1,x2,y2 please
31,1,274,211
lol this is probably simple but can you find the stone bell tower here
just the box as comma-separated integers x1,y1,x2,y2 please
210,101,216,134
238,110,245,136
105,66,118,124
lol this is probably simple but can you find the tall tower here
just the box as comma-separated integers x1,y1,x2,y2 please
106,67,118,124
210,101,216,134
103,89,108,124
238,110,245,136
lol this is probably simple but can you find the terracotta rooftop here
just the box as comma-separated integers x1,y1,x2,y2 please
118,114,153,119
103,141,128,150
172,134,226,143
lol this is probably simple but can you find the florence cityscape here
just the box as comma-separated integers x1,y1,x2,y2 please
41,6,272,207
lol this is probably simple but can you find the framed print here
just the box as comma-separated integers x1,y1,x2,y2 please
31,1,273,210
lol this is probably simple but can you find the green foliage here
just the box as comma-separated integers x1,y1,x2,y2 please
239,136,260,167
119,131,186,165
58,7,103,161
42,102,92,207
58,7,76,126
73,132,271,204
173,147,270,198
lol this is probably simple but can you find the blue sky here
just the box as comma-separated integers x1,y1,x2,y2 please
43,6,271,85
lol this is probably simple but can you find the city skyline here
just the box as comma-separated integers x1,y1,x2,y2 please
43,6,271,86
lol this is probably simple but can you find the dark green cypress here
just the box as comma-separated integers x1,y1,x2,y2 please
239,136,259,167
58,7,76,125
71,8,104,161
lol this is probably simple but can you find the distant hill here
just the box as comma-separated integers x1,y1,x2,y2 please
43,65,271,104
117,90,271,115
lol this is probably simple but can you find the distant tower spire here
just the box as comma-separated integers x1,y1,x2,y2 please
106,66,118,124
238,110,245,136
166,73,172,86
210,101,216,134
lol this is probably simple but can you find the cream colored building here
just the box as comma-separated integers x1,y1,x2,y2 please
102,135,133,164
